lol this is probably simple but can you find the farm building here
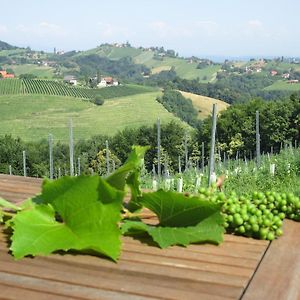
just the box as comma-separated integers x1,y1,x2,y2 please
0,70,15,79
97,77,119,88
64,75,77,86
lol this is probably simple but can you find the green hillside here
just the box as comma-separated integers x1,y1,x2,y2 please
3,64,55,78
143,57,220,81
0,92,182,141
179,91,230,119
0,79,156,99
264,80,300,91
75,45,221,81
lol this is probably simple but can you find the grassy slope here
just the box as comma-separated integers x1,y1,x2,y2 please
76,46,220,81
0,92,181,142
179,91,229,119
4,64,55,78
264,80,300,91
143,57,221,81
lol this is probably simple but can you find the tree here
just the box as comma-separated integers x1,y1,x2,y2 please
92,97,104,106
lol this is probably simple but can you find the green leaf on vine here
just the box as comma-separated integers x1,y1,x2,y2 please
122,190,224,248
140,190,224,227
10,176,124,261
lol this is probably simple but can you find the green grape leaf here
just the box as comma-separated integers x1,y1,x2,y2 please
140,190,224,227
106,145,149,191
0,197,20,211
122,217,224,248
122,190,224,248
10,176,124,261
0,197,21,223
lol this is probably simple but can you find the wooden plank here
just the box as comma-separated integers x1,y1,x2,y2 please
242,219,300,300
0,175,270,299
0,283,73,300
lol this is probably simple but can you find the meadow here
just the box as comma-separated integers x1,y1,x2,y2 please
0,92,180,142
3,64,55,78
264,80,300,91
143,57,221,81
178,91,229,119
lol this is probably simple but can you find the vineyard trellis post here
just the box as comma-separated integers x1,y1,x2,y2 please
256,111,261,167
201,142,205,172
106,140,110,175
184,131,188,171
178,156,182,173
157,118,161,178
22,150,27,177
9,165,12,176
48,134,54,180
77,157,81,176
208,104,217,186
69,119,74,176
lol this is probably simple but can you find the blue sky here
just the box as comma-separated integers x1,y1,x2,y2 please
0,0,298,57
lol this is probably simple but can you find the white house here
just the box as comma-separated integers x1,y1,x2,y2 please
97,77,119,88
64,75,77,86
97,79,107,88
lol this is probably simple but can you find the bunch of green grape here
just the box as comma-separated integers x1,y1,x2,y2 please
198,188,300,240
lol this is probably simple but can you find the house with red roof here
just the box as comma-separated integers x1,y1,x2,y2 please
0,70,15,79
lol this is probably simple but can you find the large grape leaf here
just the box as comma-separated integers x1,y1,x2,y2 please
10,176,124,260
140,190,224,227
0,197,20,223
121,190,224,248
122,218,224,248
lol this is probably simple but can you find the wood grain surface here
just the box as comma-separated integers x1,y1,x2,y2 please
2,174,297,300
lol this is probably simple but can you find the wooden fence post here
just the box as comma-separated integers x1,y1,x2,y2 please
208,104,217,186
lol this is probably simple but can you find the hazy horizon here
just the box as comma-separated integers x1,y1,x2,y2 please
1,0,299,58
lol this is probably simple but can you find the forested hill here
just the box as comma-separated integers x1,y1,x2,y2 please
0,40,19,50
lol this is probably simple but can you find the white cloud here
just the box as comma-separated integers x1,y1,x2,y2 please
195,21,219,35
0,24,8,34
148,20,194,38
16,24,30,33
97,22,131,39
16,22,66,38
39,22,61,31
248,19,263,29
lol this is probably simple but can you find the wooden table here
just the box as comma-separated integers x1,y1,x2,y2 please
0,174,299,300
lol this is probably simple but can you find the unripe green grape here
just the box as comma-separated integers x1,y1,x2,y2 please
252,224,259,232
267,232,275,241
238,225,246,234
259,228,268,239
279,212,285,219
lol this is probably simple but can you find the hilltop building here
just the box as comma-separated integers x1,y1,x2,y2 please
64,75,77,85
97,77,119,88
0,70,15,79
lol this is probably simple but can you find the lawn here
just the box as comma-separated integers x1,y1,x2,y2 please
0,92,182,142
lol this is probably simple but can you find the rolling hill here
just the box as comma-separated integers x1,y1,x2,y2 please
0,92,183,142
75,44,221,82
179,91,230,119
